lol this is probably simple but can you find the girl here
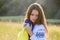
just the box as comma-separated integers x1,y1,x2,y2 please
23,3,48,40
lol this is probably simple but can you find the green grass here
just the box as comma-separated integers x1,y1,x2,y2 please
0,16,60,23
0,16,24,21
47,19,60,23
0,22,60,40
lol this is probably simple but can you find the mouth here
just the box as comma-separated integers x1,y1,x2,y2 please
32,19,36,22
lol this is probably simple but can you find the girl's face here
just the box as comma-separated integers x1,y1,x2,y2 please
30,9,39,23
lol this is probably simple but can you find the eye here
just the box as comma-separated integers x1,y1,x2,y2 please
36,15,38,17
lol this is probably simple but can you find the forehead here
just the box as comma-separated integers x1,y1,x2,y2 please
31,9,39,15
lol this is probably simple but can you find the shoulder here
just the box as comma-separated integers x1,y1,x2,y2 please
33,24,45,33
35,24,44,27
33,24,46,32
34,24,45,29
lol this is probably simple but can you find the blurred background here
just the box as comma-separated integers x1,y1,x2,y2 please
0,0,60,40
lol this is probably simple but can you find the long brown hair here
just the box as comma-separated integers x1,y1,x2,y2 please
25,3,48,35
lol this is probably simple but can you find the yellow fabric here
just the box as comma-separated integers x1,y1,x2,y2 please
17,28,28,40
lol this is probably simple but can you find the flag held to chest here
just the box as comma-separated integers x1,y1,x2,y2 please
17,28,28,40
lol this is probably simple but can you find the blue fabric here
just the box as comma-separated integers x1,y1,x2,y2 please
24,19,34,31
24,19,35,40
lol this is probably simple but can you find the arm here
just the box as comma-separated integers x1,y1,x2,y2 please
24,23,33,37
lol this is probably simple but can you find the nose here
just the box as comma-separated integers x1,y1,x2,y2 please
33,16,37,20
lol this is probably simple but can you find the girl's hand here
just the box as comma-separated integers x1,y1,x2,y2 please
25,23,33,36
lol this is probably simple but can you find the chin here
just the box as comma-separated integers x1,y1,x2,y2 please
30,19,35,23
32,21,35,23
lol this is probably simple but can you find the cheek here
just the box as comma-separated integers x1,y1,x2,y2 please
30,15,32,20
30,15,38,23
36,16,38,19
30,15,35,22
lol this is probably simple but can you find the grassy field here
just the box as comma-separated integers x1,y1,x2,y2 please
0,16,60,24
0,22,22,40
0,22,60,40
